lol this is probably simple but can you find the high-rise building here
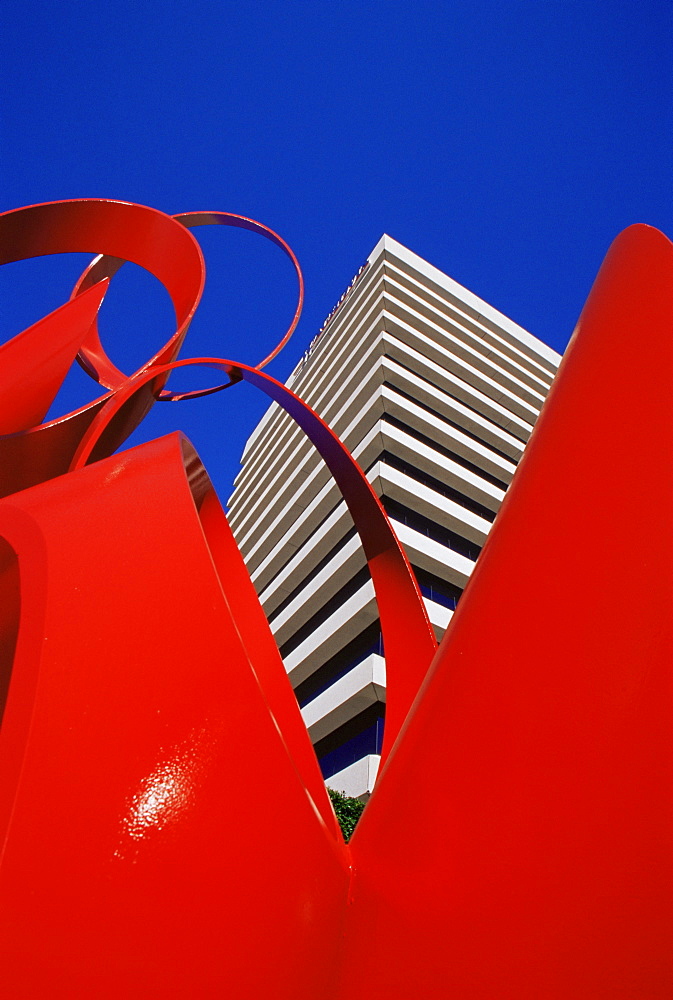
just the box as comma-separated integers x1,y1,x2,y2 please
227,235,561,799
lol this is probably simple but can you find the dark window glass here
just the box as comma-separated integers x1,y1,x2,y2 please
295,624,383,707
372,451,497,522
412,565,463,611
383,380,516,462
316,704,385,779
383,413,509,491
268,526,357,624
383,498,482,562
258,496,354,598
279,566,371,659
385,355,527,447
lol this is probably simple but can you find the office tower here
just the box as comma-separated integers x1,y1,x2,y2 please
227,235,561,799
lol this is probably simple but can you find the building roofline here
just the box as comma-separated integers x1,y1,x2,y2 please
236,233,562,468
370,234,562,367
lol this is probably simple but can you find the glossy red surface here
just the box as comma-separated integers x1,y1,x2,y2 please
0,201,671,996
343,224,673,998
69,356,438,763
0,435,350,996
0,199,204,497
73,209,304,396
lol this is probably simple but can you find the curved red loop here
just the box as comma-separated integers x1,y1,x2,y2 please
69,358,439,765
0,199,205,497
72,211,304,399
0,198,435,761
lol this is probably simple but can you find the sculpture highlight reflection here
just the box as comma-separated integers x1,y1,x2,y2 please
0,200,671,998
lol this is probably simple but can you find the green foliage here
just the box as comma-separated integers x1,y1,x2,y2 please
328,787,366,842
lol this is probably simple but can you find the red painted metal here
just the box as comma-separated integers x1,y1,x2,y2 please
342,223,673,998
0,200,671,997
73,210,304,397
0,434,349,997
0,199,205,497
68,357,438,763
0,281,109,435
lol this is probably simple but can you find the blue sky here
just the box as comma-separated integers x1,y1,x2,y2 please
1,1,671,501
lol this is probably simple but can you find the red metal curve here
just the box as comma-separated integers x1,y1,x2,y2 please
0,199,205,497
0,280,109,435
341,223,673,998
69,356,438,764
0,433,350,998
172,212,304,374
72,210,304,399
1,197,671,997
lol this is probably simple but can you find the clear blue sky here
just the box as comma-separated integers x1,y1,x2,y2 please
1,1,671,501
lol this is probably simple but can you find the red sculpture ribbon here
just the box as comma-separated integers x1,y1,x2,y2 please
72,210,304,397
1,199,670,998
0,199,204,496
69,356,437,762
0,200,304,495
0,197,437,763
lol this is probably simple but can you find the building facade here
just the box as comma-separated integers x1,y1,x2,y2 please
227,236,561,799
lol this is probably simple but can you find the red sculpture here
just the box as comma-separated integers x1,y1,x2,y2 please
0,200,670,997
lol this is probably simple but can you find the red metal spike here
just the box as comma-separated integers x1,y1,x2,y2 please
0,281,108,435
